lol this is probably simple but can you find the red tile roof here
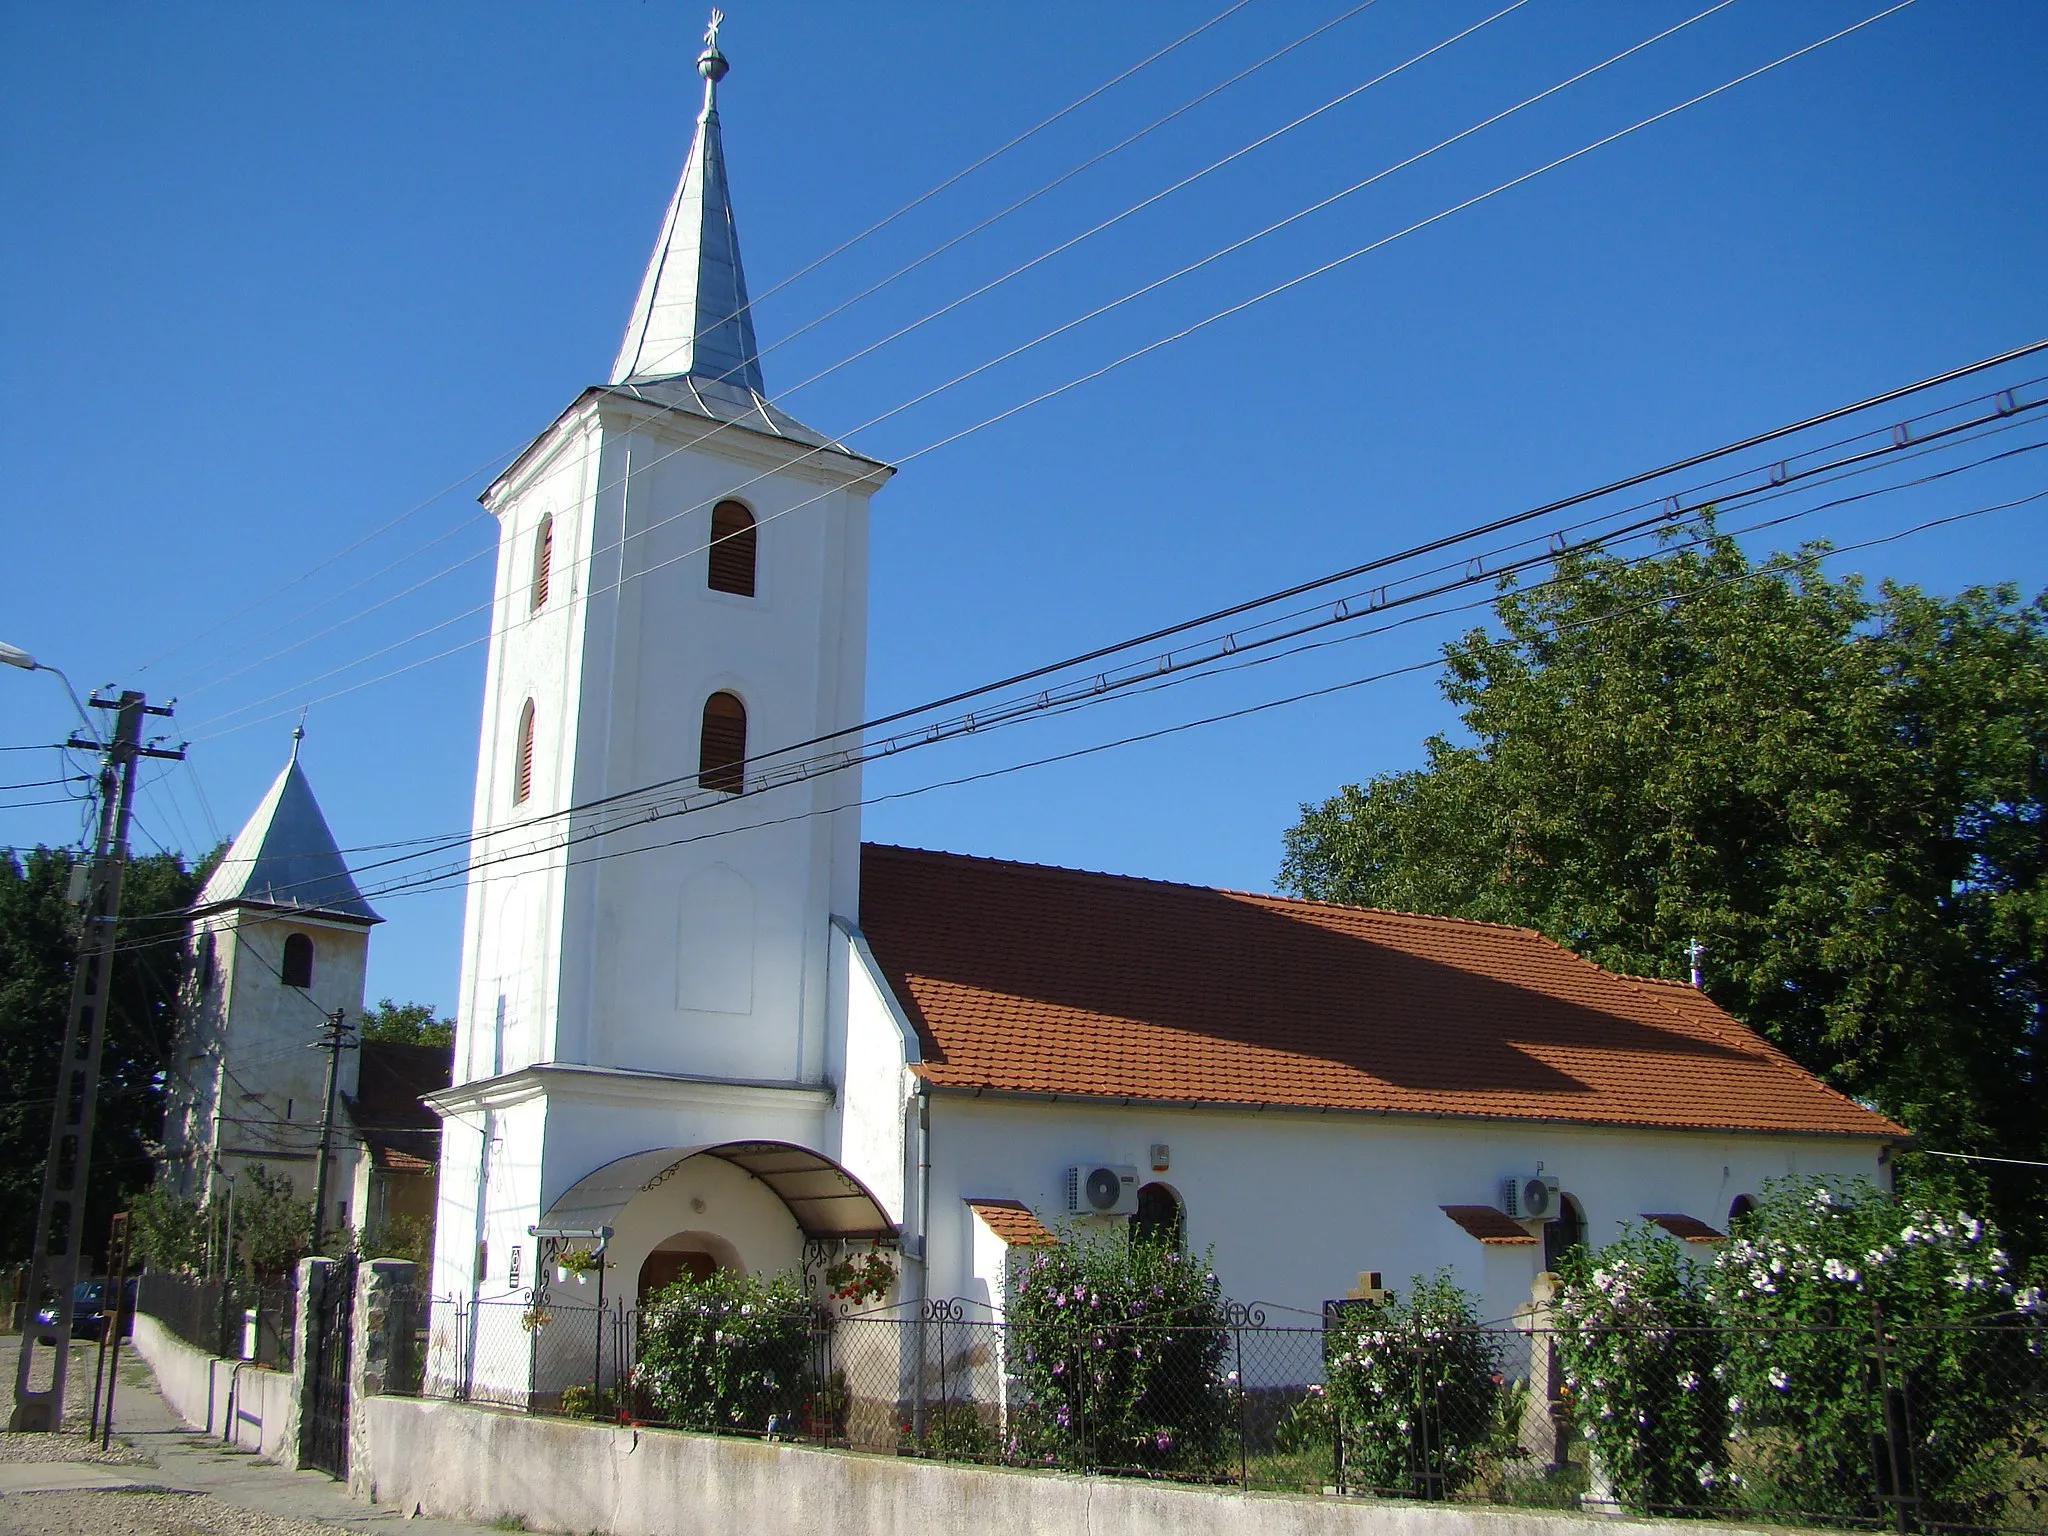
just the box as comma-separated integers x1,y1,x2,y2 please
1442,1206,1540,1244
966,1199,1058,1247
1644,1213,1727,1242
857,845,1904,1141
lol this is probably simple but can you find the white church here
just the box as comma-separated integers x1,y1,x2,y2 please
420,28,1902,1391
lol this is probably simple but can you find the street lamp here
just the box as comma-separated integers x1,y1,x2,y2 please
0,640,97,739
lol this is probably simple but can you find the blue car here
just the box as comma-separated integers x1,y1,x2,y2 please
34,1278,136,1341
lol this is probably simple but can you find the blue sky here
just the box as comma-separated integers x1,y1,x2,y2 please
4,0,2045,1016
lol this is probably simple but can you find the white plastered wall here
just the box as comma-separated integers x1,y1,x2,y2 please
924,1094,1890,1327
165,909,370,1217
825,920,918,1226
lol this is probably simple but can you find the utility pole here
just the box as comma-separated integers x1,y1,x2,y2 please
10,691,182,1432
310,1008,356,1254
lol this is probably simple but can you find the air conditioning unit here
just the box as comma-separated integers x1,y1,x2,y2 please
1502,1174,1560,1221
1066,1164,1139,1216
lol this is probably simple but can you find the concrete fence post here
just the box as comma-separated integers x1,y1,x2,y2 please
349,1259,417,1496
286,1257,331,1466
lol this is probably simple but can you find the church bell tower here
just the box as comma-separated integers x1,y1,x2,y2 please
445,17,890,1150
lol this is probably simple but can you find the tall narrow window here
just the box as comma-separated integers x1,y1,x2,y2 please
530,514,554,612
699,692,746,794
707,500,756,596
513,699,536,806
281,932,314,989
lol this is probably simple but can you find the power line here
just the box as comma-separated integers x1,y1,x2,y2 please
173,0,1799,734
129,352,2048,919
308,372,2048,868
108,455,2045,944
160,0,1523,710
134,2,1252,686
292,488,2035,921
647,0,1405,382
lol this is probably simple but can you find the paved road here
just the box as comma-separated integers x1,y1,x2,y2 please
0,1345,510,1536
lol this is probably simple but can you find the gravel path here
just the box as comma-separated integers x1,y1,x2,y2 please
0,1341,151,1468
0,1339,514,1536
0,1491,337,1536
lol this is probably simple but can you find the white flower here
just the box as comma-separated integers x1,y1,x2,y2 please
1678,1371,1700,1392
1823,1258,1860,1284
1768,1368,1790,1391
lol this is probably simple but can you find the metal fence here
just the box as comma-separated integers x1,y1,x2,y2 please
134,1270,297,1369
398,1295,2047,1534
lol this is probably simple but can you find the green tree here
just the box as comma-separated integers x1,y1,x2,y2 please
1280,529,2047,1251
1,842,216,1266
357,997,454,1047
235,1163,314,1279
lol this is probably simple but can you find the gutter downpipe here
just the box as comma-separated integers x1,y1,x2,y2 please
911,1078,931,1442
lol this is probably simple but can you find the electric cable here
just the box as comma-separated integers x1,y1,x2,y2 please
632,0,1406,382
161,0,1532,707
324,485,2047,915
133,356,2048,914
168,0,1779,726
109,453,2045,941
133,1,1252,684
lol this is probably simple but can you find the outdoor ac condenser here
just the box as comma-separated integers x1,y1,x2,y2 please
1066,1164,1140,1216
1501,1174,1560,1220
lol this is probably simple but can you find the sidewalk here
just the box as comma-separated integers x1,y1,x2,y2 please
1,1345,511,1536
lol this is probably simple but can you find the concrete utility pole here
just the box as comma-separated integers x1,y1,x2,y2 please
310,1008,356,1253
9,690,183,1432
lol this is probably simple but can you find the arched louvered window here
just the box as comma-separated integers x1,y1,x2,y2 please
708,500,756,597
513,699,536,806
1129,1183,1185,1250
1543,1194,1587,1274
699,692,746,794
530,514,554,612
281,932,314,989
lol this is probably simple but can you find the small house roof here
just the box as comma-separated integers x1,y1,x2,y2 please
856,845,1904,1141
966,1198,1058,1248
193,744,379,924
346,1039,450,1170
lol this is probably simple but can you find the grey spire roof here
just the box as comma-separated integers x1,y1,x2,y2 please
611,43,764,392
193,741,381,924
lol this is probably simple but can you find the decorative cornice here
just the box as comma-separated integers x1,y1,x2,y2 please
426,1061,833,1120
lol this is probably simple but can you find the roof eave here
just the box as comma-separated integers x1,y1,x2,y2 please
919,1077,1906,1142
189,897,382,929
482,383,894,512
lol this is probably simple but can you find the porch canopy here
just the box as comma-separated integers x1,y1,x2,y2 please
540,1140,897,1243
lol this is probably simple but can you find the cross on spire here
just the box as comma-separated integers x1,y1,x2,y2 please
610,9,762,391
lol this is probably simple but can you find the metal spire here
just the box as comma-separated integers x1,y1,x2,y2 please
610,8,764,392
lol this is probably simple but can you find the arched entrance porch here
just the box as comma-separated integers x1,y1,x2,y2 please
534,1140,897,1304
504,1141,897,1410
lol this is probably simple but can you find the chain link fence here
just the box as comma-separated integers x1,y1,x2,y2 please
133,1270,296,1369
393,1294,2044,1534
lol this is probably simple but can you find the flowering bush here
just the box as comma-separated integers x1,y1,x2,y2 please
1324,1271,1505,1499
633,1267,819,1433
1705,1176,2042,1527
823,1243,896,1305
1007,1231,1232,1475
1551,1227,1728,1513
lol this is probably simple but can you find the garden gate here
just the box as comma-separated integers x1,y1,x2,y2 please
300,1256,356,1478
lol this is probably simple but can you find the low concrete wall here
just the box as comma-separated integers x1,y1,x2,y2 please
362,1395,1765,1536
130,1314,298,1462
